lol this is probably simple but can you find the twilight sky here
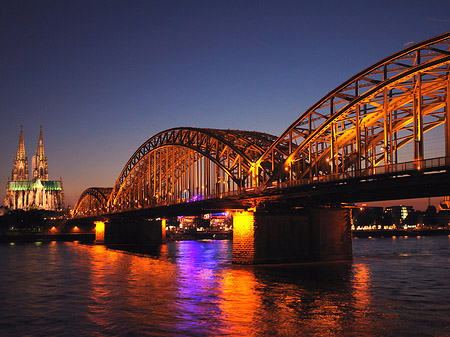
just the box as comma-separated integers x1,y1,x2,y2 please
1,0,449,209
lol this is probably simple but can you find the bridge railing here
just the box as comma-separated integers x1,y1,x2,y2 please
276,156,450,191
79,156,450,217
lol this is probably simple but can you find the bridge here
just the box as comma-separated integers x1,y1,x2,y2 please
72,32,450,264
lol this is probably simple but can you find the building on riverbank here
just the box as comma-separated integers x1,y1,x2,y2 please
4,126,64,211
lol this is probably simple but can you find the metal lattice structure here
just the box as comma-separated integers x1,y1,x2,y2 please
256,32,450,187
73,187,112,217
74,32,450,216
107,128,277,211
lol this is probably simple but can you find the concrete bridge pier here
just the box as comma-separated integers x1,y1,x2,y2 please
95,219,166,244
232,207,352,264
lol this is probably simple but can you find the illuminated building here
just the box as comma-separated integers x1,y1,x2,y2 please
385,206,413,225
4,126,65,210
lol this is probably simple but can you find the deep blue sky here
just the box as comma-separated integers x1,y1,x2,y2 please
1,0,449,209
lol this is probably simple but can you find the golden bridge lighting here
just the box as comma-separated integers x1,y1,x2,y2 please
232,211,255,264
95,221,105,243
70,32,450,258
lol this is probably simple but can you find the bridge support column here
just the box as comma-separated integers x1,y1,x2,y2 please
95,221,105,244
101,219,166,244
232,207,352,264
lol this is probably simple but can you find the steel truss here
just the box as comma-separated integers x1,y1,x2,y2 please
256,32,450,187
73,187,112,217
108,128,276,211
74,32,450,216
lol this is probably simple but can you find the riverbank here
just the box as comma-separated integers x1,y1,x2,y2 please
1,228,449,243
352,229,450,238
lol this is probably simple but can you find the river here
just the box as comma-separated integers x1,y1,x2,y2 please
0,236,449,336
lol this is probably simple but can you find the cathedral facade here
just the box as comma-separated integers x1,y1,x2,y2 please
4,126,65,211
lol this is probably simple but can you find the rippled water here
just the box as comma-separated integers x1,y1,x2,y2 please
0,236,449,336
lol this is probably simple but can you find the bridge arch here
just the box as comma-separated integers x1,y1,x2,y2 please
257,31,450,186
108,127,276,210
73,187,112,217
74,32,450,217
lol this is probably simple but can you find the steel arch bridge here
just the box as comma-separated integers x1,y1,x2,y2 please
256,31,450,186
74,32,450,217
107,127,277,212
73,187,112,217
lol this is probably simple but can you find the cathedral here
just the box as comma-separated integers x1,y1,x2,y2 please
4,126,65,211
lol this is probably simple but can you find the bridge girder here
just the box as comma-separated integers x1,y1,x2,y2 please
257,31,450,187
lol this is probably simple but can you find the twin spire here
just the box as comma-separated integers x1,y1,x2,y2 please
16,125,26,160
13,126,48,181
36,125,45,158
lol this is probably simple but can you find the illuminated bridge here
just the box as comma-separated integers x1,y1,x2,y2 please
73,32,450,264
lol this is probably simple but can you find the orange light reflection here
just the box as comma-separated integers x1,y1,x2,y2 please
219,269,260,335
352,263,372,313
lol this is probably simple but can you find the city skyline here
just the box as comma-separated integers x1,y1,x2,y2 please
1,1,450,208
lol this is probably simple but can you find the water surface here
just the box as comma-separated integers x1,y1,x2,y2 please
0,236,449,336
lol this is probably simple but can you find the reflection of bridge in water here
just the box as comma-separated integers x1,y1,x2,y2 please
72,32,450,264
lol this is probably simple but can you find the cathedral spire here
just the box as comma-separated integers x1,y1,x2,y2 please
11,125,29,181
16,125,26,160
32,125,48,181
36,125,45,158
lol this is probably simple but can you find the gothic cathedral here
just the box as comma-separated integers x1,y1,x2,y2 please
4,126,65,210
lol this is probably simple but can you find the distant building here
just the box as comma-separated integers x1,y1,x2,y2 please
4,126,64,210
385,205,413,225
438,196,450,212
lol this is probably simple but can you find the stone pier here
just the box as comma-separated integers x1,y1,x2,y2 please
232,207,352,264
95,219,166,244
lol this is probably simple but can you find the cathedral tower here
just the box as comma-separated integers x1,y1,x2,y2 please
11,125,29,181
5,126,64,211
32,126,48,181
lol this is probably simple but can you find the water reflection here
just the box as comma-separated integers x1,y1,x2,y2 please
349,263,375,335
251,262,356,336
352,263,372,310
83,244,179,335
163,241,361,335
105,243,165,258
219,269,260,336
0,237,449,336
